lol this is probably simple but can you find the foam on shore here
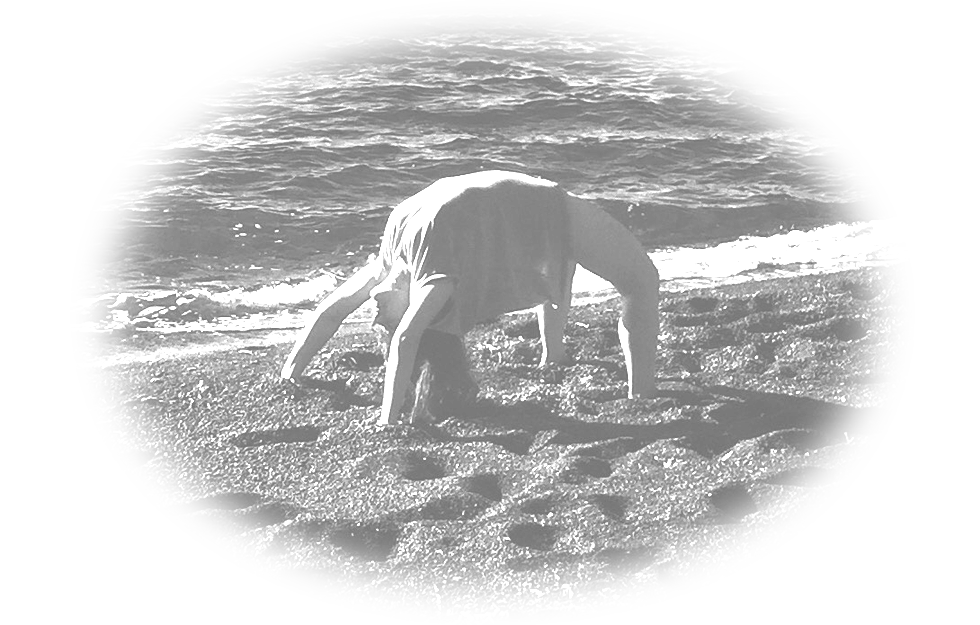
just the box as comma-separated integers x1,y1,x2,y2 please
89,219,896,367
574,220,894,298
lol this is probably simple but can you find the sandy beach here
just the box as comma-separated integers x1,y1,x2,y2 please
98,266,896,608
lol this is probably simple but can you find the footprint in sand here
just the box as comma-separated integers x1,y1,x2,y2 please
750,293,777,312
708,483,757,522
506,522,559,551
270,517,325,546
587,493,629,521
187,491,264,511
757,428,833,453
419,492,492,521
801,315,868,341
738,312,790,334
481,431,537,455
595,545,657,576
752,340,777,364
328,521,400,562
737,308,866,340
519,496,557,516
462,473,504,502
599,328,620,349
739,310,830,334
839,279,879,301
684,296,719,314
699,325,739,348
395,451,446,481
571,437,652,461
560,456,613,483
229,425,321,447
775,364,800,379
676,431,741,458
668,350,702,373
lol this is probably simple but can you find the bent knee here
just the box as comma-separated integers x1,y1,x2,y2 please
634,255,659,289
567,196,659,294
616,257,659,300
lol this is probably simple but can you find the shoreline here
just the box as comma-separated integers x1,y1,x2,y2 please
89,219,894,349
106,212,866,296
92,252,895,368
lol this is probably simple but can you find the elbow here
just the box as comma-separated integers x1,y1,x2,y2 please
387,324,427,368
391,326,423,354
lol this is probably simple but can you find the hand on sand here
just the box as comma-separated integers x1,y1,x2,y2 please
280,373,319,389
280,359,306,381
277,374,307,399
374,418,409,433
333,410,396,435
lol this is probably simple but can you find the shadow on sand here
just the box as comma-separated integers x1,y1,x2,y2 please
415,382,866,458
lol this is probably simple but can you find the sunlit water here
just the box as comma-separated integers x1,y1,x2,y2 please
71,2,914,352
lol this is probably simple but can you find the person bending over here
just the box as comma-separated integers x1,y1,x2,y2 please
280,170,660,428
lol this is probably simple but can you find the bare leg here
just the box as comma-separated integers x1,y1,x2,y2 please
618,281,660,397
537,260,575,365
566,195,660,397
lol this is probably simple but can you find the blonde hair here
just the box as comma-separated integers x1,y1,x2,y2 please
385,257,411,287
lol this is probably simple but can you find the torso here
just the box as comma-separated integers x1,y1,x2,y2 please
380,171,572,334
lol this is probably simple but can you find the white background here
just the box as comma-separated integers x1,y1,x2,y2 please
9,0,980,625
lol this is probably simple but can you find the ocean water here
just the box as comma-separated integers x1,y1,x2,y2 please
94,28,887,336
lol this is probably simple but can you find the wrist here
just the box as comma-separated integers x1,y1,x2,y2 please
280,354,305,379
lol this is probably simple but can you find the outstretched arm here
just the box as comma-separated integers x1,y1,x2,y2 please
280,258,385,380
377,278,455,426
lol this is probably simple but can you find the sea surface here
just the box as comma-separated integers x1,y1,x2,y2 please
93,28,891,337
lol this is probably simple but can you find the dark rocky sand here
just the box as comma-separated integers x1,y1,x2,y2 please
100,267,897,607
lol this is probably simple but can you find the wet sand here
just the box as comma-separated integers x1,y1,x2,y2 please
99,266,896,607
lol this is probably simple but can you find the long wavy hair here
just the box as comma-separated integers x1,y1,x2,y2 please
375,327,477,424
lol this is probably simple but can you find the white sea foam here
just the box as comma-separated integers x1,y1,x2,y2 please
208,271,341,309
573,219,894,300
96,219,893,337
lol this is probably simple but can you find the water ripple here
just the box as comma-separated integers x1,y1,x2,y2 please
114,29,859,299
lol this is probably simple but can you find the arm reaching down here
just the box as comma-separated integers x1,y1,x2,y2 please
280,258,386,381
378,277,455,427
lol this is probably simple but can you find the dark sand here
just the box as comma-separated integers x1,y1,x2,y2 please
99,267,897,607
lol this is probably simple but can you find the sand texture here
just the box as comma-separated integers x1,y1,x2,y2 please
101,267,896,606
